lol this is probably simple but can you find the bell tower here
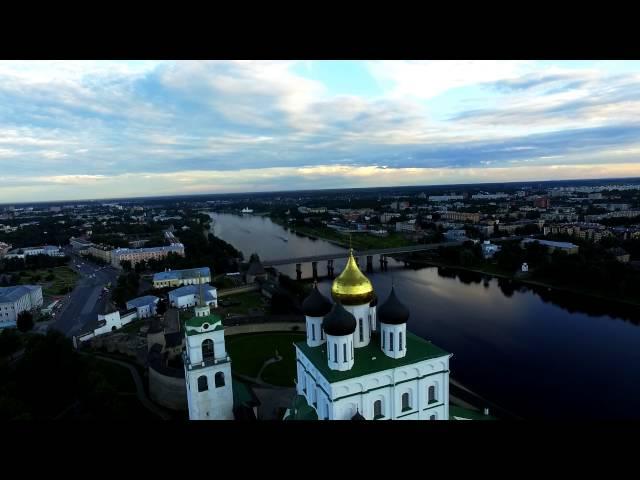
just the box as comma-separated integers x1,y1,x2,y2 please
183,275,234,420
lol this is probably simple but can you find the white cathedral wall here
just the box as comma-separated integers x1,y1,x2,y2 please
343,303,372,348
296,346,450,420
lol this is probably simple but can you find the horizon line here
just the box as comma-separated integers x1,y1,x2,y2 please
2,174,640,207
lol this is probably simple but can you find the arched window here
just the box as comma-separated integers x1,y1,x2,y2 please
430,414,436,420
333,343,337,363
382,329,385,348
343,343,347,363
401,392,410,411
428,385,437,403
320,329,323,340
215,372,225,388
202,339,214,360
311,323,316,341
390,332,394,351
399,332,403,351
359,318,363,342
374,400,383,419
197,375,208,392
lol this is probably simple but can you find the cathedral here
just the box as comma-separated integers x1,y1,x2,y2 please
292,249,452,420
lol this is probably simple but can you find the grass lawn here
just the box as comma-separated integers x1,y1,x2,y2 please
16,266,79,296
86,356,137,393
220,292,266,315
226,332,306,387
119,318,146,334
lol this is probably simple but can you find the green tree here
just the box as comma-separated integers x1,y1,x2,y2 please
16,311,34,333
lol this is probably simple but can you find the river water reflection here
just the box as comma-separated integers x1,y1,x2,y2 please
209,213,640,419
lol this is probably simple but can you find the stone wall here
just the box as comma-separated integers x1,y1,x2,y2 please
149,365,187,411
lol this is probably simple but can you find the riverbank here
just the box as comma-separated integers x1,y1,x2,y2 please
408,256,640,308
269,216,417,250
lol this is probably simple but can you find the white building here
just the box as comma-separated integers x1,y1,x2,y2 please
290,250,459,421
169,284,217,309
152,267,211,289
0,285,43,328
76,308,138,343
183,286,234,420
126,295,159,318
481,241,501,259
444,229,468,241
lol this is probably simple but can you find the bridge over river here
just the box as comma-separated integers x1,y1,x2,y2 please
262,236,527,280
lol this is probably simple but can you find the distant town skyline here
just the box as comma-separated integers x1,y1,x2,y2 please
2,60,640,203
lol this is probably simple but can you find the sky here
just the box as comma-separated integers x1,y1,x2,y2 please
1,60,640,203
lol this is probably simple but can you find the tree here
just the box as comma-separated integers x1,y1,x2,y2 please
17,311,34,333
156,298,168,316
120,260,132,272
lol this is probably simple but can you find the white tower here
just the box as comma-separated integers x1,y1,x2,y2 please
302,282,332,347
183,277,234,420
378,286,409,359
322,303,356,371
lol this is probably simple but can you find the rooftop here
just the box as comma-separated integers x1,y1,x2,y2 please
126,295,159,308
169,283,216,299
0,285,41,303
153,267,211,282
296,331,450,384
521,238,578,249
449,405,496,420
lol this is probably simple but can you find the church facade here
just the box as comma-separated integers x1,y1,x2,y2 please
294,249,452,421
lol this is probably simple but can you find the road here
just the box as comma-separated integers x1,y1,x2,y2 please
50,249,120,337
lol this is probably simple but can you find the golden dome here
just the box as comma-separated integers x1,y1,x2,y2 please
331,250,375,305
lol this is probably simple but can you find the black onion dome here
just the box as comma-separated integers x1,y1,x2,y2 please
369,293,378,307
351,410,365,421
302,284,333,317
322,302,357,336
378,287,410,325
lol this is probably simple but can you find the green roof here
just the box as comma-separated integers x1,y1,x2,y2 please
284,395,318,421
295,331,450,384
232,378,260,408
185,312,223,329
449,405,496,420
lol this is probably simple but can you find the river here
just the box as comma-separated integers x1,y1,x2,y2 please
209,212,640,419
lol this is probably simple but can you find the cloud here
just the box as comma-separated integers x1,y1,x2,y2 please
0,60,639,202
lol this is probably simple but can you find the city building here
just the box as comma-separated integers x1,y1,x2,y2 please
0,285,43,328
444,229,468,241
183,284,234,420
0,242,11,258
111,244,185,268
471,193,509,200
5,245,64,259
395,220,418,233
153,267,212,289
87,244,113,263
607,247,630,263
533,196,551,209
439,211,481,223
291,250,482,421
380,213,402,224
169,284,218,309
520,238,579,254
126,295,160,318
428,194,464,202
